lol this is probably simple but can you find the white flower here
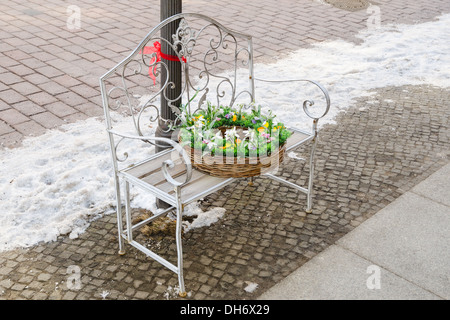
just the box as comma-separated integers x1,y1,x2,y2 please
204,140,217,150
214,130,223,141
225,127,238,142
192,127,204,139
195,120,204,129
243,128,257,143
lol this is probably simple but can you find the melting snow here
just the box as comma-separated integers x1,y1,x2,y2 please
0,14,449,251
244,282,259,293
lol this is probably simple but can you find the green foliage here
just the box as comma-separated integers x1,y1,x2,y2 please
177,102,292,158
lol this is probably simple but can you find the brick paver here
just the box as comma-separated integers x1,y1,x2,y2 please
0,0,449,300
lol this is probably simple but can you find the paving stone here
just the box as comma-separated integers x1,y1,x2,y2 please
51,74,82,88
12,100,45,116
0,121,14,135
23,73,50,86
0,73,23,86
27,91,58,106
44,101,77,117
37,81,69,96
0,89,27,105
30,111,65,129
12,120,46,137
0,108,29,125
0,55,19,68
0,131,23,148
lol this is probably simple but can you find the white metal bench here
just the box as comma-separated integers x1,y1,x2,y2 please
99,13,330,297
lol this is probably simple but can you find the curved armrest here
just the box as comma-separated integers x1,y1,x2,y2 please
254,78,331,133
108,130,192,187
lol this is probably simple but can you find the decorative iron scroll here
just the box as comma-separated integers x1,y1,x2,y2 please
101,13,254,150
99,13,330,169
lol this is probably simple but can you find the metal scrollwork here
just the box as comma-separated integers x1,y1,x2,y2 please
114,136,129,162
170,16,254,113
100,13,256,165
173,18,196,58
254,77,331,134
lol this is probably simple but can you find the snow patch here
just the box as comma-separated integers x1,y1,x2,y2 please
249,14,450,131
244,281,259,293
163,285,192,300
287,152,305,161
182,203,226,232
1,14,450,251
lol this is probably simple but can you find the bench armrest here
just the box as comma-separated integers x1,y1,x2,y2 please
108,130,192,187
254,78,331,134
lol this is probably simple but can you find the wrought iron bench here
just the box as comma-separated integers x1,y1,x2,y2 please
99,13,330,297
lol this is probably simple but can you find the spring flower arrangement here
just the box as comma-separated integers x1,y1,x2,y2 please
176,101,292,158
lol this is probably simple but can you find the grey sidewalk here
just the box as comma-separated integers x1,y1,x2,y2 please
259,163,450,300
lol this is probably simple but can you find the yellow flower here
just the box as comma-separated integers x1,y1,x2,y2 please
263,121,269,128
232,114,237,121
220,142,232,150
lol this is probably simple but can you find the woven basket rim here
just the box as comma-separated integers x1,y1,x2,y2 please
177,125,288,178
180,139,286,178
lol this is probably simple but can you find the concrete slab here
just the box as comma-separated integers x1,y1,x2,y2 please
411,163,450,207
337,192,450,299
258,245,441,300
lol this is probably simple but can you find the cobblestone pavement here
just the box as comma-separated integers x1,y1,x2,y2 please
1,84,448,300
1,0,450,300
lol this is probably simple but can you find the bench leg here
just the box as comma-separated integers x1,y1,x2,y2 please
124,181,133,243
306,137,317,213
114,177,126,255
175,186,187,297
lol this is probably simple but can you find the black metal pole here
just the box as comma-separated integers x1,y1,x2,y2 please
156,0,182,209
156,0,182,152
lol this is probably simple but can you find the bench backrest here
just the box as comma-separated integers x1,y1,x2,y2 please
100,13,255,142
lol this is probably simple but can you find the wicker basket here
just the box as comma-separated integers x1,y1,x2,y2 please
179,126,286,178
183,144,286,178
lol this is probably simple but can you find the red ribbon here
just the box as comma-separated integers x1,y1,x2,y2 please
139,41,186,85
